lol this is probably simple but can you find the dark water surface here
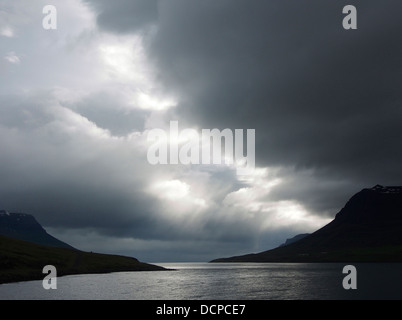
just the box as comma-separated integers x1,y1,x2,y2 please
0,263,401,300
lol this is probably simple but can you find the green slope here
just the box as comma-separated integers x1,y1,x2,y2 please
0,235,166,284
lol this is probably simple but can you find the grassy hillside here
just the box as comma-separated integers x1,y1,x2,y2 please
0,235,166,284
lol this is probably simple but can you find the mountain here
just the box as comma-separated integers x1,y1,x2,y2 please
0,235,166,284
279,233,310,247
212,185,402,262
0,211,167,283
0,210,75,250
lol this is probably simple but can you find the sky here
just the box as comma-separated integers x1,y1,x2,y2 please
1,0,401,262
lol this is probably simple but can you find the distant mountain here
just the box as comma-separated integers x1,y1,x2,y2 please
279,233,310,247
0,210,167,284
212,185,402,262
0,210,74,250
0,235,166,284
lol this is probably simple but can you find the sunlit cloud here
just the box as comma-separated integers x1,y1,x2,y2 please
222,167,330,233
151,180,190,201
261,200,331,231
0,26,14,38
149,179,207,212
99,36,177,112
135,92,177,111
46,104,114,140
4,51,20,64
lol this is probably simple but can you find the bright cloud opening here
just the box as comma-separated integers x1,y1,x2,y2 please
0,26,14,38
4,51,20,64
149,179,207,211
99,37,177,112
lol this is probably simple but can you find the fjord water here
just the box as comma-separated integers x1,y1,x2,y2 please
1,263,401,300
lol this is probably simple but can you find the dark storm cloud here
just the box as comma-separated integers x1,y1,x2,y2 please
0,92,262,247
150,1,402,170
87,0,402,214
83,0,158,33
2,0,402,261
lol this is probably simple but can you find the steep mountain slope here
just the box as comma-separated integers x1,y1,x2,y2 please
212,185,402,262
0,211,74,249
0,211,167,283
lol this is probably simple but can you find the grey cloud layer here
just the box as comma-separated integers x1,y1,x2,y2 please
1,1,401,261
87,0,402,211
83,0,158,33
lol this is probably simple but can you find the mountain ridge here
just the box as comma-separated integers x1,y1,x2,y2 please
0,234,167,284
0,210,75,250
211,185,402,262
0,210,168,283
279,233,310,247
